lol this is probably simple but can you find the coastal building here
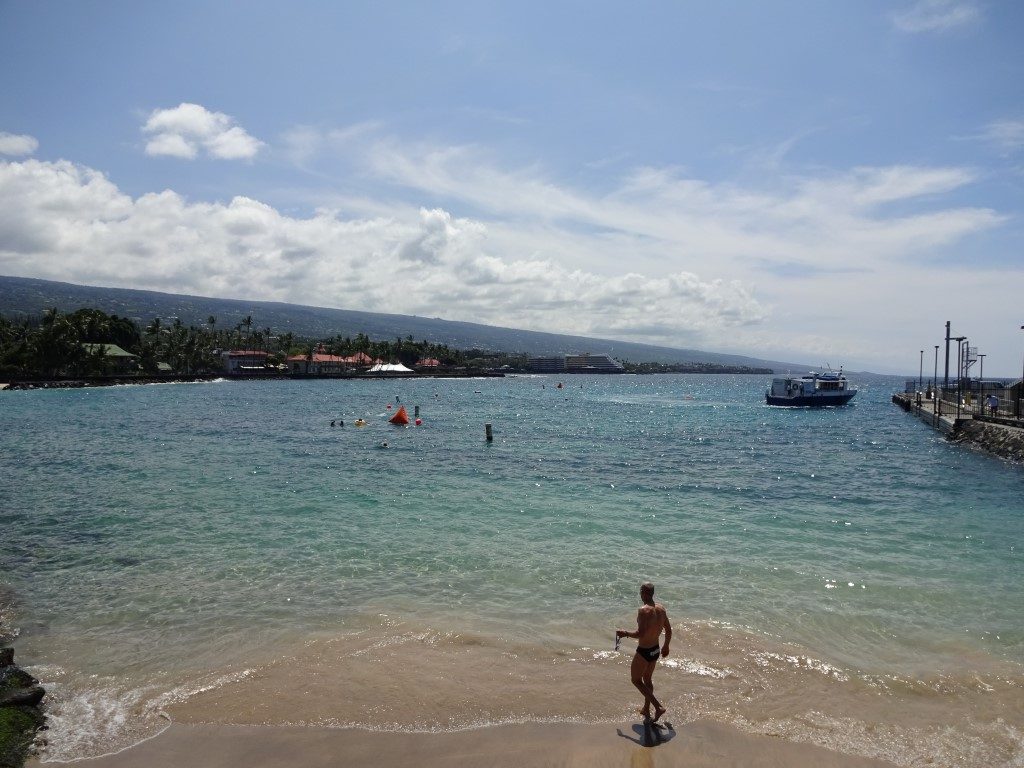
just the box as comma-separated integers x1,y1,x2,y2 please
221,350,270,375
342,352,374,366
565,353,624,372
286,352,348,375
529,353,623,373
416,357,441,368
528,356,567,373
80,343,139,375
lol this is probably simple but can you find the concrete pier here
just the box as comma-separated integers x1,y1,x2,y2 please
893,392,1024,462
891,392,961,435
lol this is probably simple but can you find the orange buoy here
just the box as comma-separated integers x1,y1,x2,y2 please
389,405,410,425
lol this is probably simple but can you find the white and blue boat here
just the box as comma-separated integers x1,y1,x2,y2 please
766,368,857,407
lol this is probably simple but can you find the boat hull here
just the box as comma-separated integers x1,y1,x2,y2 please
766,391,857,407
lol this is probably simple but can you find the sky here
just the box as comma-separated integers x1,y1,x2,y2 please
0,1,1022,375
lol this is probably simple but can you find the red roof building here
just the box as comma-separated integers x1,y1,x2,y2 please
222,350,270,374
287,352,349,375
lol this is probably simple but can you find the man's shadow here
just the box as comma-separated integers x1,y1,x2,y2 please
616,719,676,747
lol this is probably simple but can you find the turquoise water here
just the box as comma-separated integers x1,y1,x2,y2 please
1,374,1022,764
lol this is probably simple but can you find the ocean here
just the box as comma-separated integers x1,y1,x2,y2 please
1,374,1021,766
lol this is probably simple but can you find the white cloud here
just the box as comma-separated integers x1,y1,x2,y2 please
142,103,263,160
892,0,981,33
0,132,39,157
0,144,1014,371
978,118,1024,152
357,138,1001,280
0,159,765,346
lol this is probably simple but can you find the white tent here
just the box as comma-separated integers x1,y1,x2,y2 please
368,362,415,373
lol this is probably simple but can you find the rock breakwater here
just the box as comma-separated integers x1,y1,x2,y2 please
951,419,1024,463
0,649,45,768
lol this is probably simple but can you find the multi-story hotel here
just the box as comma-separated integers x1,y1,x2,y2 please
528,353,624,373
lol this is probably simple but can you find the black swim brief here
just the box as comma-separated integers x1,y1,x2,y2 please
636,644,660,662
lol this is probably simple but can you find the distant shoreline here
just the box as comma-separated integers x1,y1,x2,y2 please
0,370,788,391
0,371,508,391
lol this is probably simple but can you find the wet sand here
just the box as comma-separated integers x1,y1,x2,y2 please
72,720,899,768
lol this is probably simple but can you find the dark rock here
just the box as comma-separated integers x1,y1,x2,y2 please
0,668,36,693
0,685,43,712
0,687,43,709
0,650,45,768
0,706,44,768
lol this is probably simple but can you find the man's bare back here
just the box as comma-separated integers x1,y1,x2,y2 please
635,602,670,648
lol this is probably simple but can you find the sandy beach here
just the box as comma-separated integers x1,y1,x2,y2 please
72,720,898,768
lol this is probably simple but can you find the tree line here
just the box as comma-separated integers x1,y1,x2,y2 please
0,307,491,380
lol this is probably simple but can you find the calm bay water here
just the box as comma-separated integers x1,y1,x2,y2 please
1,374,1021,765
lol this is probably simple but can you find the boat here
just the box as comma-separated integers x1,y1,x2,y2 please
766,368,857,407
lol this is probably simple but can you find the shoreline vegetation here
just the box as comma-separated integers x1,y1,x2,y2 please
0,307,771,387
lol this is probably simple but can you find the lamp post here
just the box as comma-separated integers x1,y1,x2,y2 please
943,321,951,391
955,337,967,418
978,353,986,417
933,345,939,417
1019,325,1024,419
952,336,965,417
919,350,924,393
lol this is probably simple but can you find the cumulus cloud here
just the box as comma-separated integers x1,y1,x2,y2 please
142,103,263,160
0,132,39,156
0,158,765,345
0,144,1013,369
892,0,981,33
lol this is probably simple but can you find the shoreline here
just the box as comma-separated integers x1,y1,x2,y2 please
0,371,507,391
66,720,899,768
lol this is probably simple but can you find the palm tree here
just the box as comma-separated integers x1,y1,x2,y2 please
242,315,253,350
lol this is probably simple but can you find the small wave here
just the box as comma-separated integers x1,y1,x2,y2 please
746,650,851,682
733,710,1024,768
39,667,255,762
661,656,733,679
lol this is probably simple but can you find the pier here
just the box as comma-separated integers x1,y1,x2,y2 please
892,390,1024,462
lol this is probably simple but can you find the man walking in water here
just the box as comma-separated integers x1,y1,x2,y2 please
616,582,672,723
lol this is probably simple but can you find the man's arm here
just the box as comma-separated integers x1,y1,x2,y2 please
661,611,673,657
616,608,647,639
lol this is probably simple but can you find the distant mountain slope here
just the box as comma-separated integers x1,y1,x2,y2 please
0,275,807,371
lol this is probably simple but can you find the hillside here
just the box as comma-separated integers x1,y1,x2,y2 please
0,275,807,371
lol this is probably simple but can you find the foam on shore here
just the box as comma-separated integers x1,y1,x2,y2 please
34,613,1022,767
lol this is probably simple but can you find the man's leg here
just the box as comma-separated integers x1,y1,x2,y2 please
630,653,653,718
642,660,666,722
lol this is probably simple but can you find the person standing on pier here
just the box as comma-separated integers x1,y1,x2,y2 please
616,582,673,723
987,393,999,416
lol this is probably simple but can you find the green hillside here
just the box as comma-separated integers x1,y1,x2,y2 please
0,275,806,371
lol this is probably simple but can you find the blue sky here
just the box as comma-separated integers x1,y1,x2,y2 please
1,0,1022,373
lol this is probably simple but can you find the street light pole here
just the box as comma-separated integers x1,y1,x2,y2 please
944,321,951,392
933,345,939,417
978,353,986,416
953,337,966,418
919,350,924,393
1019,325,1024,419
